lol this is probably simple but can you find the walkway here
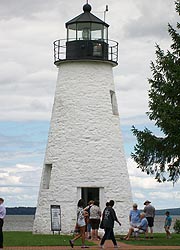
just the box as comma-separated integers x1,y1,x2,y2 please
3,240,180,250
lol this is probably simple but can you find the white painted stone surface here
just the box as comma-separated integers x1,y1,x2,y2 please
33,61,133,234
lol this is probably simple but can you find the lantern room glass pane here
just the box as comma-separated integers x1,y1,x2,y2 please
91,23,104,40
91,29,102,40
67,24,76,41
104,26,108,42
77,23,91,40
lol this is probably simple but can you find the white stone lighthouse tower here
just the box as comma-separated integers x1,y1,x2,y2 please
33,2,132,234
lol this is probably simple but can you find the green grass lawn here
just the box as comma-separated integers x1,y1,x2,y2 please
4,231,180,247
117,233,180,246
4,231,95,247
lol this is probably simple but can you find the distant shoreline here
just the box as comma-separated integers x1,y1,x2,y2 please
6,207,36,215
6,207,180,216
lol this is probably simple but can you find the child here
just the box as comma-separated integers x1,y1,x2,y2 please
164,211,172,239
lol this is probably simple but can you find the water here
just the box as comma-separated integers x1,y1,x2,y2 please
4,215,34,232
3,215,180,233
153,215,180,233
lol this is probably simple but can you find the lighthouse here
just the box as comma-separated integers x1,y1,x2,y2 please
33,2,132,234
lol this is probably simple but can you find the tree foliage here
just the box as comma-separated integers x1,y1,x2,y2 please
131,1,180,184
174,219,180,233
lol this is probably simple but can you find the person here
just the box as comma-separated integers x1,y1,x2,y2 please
84,200,94,239
129,203,141,227
124,213,148,240
0,198,6,250
100,200,121,249
89,200,101,240
164,211,172,239
143,200,155,239
69,199,89,248
99,202,109,229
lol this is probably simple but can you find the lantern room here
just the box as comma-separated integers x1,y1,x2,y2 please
65,3,109,60
66,3,108,42
53,3,118,64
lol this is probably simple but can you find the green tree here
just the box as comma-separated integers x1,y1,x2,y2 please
131,1,180,184
174,219,180,233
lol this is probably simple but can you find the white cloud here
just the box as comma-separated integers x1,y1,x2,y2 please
0,173,21,185
127,158,173,190
12,164,38,172
149,192,174,200
127,157,180,209
0,187,23,194
130,176,161,190
123,0,176,39
133,192,145,199
0,164,41,186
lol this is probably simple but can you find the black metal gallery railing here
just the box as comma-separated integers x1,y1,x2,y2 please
53,39,118,65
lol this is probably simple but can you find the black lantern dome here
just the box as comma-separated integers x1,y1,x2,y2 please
53,3,118,64
83,3,92,12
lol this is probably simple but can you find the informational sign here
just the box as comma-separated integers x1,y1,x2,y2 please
50,205,61,233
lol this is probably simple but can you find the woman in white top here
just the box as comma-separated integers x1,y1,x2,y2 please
69,199,89,249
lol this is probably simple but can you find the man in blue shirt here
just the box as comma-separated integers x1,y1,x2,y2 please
124,213,148,240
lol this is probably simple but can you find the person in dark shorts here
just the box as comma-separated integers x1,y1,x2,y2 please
69,199,89,249
143,200,155,239
84,200,94,239
164,211,172,239
89,200,101,240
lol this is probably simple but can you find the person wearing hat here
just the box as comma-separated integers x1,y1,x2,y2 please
143,200,155,239
129,203,141,227
0,198,6,250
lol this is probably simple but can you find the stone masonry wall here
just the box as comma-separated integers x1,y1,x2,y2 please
33,61,133,234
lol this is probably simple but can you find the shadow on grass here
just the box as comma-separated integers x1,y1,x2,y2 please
117,233,180,246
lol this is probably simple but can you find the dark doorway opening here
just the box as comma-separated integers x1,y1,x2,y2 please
81,187,99,206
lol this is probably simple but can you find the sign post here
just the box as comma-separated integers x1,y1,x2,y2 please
50,205,61,234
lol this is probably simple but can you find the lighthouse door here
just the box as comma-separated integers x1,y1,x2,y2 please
81,187,99,205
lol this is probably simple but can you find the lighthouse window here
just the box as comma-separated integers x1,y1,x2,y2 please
93,43,102,57
110,90,119,115
42,164,52,189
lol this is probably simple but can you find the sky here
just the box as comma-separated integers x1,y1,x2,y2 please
0,0,179,210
